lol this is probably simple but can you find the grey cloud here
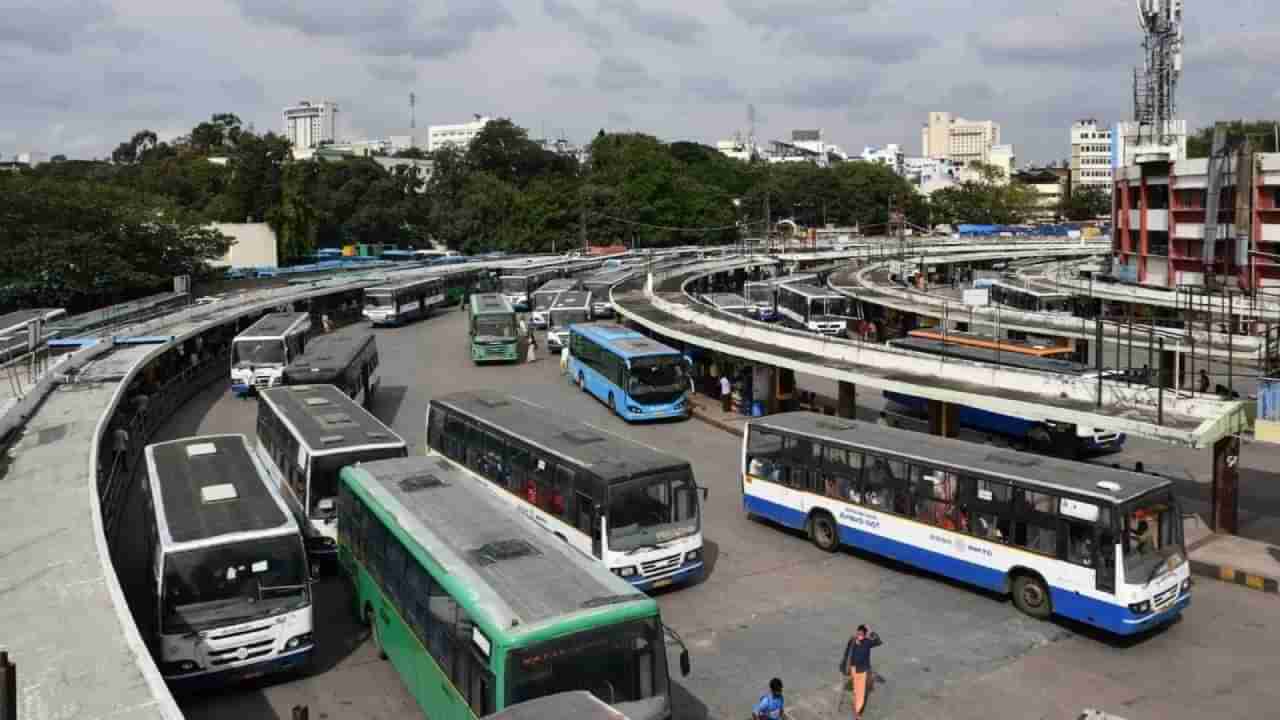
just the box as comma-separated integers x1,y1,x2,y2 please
595,56,660,93
680,75,742,104
233,0,511,60
0,0,133,54
368,63,419,84
968,13,1132,69
543,0,612,48
789,25,936,65
773,76,869,110
548,73,582,90
599,0,705,46
727,0,870,29
607,111,633,127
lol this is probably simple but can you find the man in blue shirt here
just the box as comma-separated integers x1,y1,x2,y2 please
752,677,788,720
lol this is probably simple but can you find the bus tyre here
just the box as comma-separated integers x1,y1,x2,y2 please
1012,574,1052,619
1028,427,1053,454
810,512,839,552
608,394,617,415
578,372,586,391
368,610,388,660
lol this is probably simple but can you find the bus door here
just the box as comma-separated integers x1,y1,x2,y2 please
769,435,811,529
575,490,602,557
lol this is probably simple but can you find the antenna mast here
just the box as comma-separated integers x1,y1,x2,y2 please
1132,0,1183,145
410,92,416,129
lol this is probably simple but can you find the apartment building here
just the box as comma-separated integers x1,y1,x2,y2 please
1071,120,1114,195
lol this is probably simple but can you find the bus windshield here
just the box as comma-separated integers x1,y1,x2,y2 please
234,339,286,366
551,309,590,328
814,297,849,318
608,470,699,551
365,292,393,308
309,448,407,518
500,277,527,294
475,315,516,338
162,535,308,634
625,356,687,405
533,293,558,310
508,618,669,716
1121,491,1185,584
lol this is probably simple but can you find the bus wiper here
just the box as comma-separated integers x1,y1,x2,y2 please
624,543,664,555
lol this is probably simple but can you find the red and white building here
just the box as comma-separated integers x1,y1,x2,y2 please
1112,153,1280,290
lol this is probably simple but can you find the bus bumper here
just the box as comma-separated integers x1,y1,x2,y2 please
623,397,689,422
165,645,314,691
630,560,704,591
1115,593,1190,635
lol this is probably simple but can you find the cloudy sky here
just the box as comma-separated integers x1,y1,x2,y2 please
3,0,1277,164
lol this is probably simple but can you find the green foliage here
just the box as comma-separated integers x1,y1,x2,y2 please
1187,120,1280,159
0,173,231,310
1060,185,1111,221
928,164,1041,226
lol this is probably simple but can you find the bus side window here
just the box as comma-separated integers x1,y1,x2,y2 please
403,561,434,642
464,423,483,471
860,456,901,512
746,428,783,481
443,413,465,460
383,540,407,607
1012,490,1058,556
508,445,530,495
366,519,387,585
1063,519,1095,567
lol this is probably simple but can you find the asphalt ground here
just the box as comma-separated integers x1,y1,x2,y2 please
138,307,1280,720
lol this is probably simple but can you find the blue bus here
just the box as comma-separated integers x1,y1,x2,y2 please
567,323,690,422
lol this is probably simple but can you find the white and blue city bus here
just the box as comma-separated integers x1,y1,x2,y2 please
740,413,1190,635
568,323,690,422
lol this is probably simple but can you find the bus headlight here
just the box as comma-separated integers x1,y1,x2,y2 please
613,566,637,578
628,405,642,414
1128,600,1151,614
685,549,700,563
285,633,314,651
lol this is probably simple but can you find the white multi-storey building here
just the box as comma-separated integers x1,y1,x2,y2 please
427,115,491,152
1071,120,1116,196
921,112,1002,167
860,144,904,174
282,101,339,152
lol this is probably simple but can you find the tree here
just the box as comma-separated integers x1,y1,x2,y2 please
1060,185,1111,221
393,147,429,159
927,163,1039,226
1187,120,1280,158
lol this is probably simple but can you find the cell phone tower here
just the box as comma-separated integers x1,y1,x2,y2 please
1132,0,1183,145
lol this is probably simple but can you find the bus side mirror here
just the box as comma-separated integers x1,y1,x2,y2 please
700,486,709,500
679,649,691,677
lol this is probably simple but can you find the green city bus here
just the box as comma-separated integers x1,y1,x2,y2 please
338,456,690,720
469,293,520,363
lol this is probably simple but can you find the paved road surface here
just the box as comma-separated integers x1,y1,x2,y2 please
145,308,1279,720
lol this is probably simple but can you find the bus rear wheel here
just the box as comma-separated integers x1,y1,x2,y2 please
608,394,617,415
577,372,586,391
1012,574,1052,619
368,609,388,660
810,512,839,552
1028,427,1053,454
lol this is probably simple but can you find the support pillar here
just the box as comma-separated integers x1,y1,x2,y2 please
1211,434,1241,534
837,381,856,419
776,368,796,413
927,399,959,438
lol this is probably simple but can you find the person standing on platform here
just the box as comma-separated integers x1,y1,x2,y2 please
720,374,732,413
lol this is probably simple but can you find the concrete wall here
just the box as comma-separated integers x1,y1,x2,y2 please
211,222,279,268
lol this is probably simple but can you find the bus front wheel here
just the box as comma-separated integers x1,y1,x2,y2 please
608,394,617,415
1011,573,1052,619
1028,427,1053,454
578,372,586,391
809,512,839,552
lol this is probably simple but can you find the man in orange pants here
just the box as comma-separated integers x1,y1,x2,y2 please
840,624,883,719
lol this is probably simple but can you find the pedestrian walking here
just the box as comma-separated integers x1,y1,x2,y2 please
560,345,570,374
839,625,883,720
720,374,732,413
1198,368,1210,394
751,678,789,720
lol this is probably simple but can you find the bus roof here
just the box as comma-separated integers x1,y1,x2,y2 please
751,413,1168,504
988,280,1071,300
236,312,310,340
534,278,579,294
484,692,626,720
145,434,293,548
889,336,1082,374
282,326,375,384
364,274,442,294
550,290,591,309
570,323,678,360
258,384,405,456
432,390,689,485
746,274,818,289
470,293,514,314
345,457,655,634
778,282,843,299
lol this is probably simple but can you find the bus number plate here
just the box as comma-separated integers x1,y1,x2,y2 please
652,579,672,589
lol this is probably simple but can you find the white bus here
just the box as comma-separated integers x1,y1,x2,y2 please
700,293,753,318
362,275,445,326
742,274,817,323
256,384,408,569
741,413,1190,636
546,289,592,350
427,389,707,591
142,434,313,687
230,312,311,395
775,282,852,336
530,278,580,329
